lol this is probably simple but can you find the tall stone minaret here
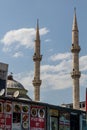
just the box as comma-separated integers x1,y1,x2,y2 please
32,20,42,101
71,9,81,109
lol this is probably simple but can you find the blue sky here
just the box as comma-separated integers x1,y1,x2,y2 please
0,0,87,105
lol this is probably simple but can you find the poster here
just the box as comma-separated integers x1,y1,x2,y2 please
49,109,59,130
22,104,29,130
12,103,21,130
5,101,12,130
59,111,70,130
0,100,5,129
0,62,8,96
30,105,45,130
50,116,58,130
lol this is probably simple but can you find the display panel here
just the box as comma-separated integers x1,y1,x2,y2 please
30,105,46,130
50,116,58,130
5,101,12,130
0,100,5,129
81,114,87,130
49,109,59,130
59,111,70,130
12,102,21,130
21,104,29,130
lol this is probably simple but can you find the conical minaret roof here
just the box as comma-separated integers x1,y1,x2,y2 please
36,19,40,41
72,8,78,31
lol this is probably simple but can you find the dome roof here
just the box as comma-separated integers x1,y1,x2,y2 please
6,74,32,101
7,75,24,89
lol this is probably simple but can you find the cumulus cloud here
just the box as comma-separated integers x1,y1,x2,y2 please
80,55,87,71
14,71,33,91
12,52,87,103
14,52,72,91
1,27,49,53
50,52,72,61
13,52,87,93
13,51,23,58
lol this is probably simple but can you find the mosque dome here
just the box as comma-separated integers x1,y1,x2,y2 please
7,74,32,101
7,75,25,89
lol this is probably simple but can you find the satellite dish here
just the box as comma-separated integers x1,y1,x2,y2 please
0,89,5,96
13,90,19,98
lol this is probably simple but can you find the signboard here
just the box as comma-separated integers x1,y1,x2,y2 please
50,116,58,130
59,111,70,130
0,62,8,96
5,101,12,130
22,104,29,130
0,100,5,129
30,105,46,130
12,102,21,130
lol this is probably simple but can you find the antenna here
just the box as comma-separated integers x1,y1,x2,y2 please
0,89,5,96
13,90,19,98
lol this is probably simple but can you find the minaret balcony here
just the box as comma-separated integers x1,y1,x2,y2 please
71,44,81,53
32,79,42,86
33,54,42,61
71,71,81,78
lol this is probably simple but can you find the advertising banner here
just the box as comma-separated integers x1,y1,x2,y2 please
22,104,29,130
0,62,8,96
30,105,46,130
5,101,12,130
12,103,21,130
50,116,58,130
59,111,70,130
0,100,5,129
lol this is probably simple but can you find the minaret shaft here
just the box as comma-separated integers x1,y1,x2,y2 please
72,53,79,70
32,20,42,101
34,61,40,79
73,79,80,109
71,9,81,109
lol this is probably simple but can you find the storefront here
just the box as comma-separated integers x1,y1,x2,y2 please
0,97,86,130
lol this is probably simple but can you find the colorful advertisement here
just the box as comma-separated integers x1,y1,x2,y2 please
5,101,12,130
30,105,46,130
49,109,59,130
82,114,87,130
50,116,58,130
12,103,21,130
0,62,8,96
22,104,29,130
59,111,70,130
0,113,5,129
0,100,5,129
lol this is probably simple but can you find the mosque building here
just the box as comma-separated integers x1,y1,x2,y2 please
0,9,87,130
1,9,86,112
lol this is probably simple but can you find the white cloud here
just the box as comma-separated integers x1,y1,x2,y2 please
13,51,23,58
45,39,51,42
14,52,72,91
50,52,71,61
13,53,87,92
13,52,87,102
80,55,87,71
1,27,49,53
14,71,33,91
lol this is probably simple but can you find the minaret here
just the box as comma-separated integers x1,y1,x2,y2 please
71,9,81,109
32,20,42,101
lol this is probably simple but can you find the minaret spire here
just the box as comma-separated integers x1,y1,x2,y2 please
71,9,81,109
32,20,42,101
72,8,78,31
36,19,40,41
